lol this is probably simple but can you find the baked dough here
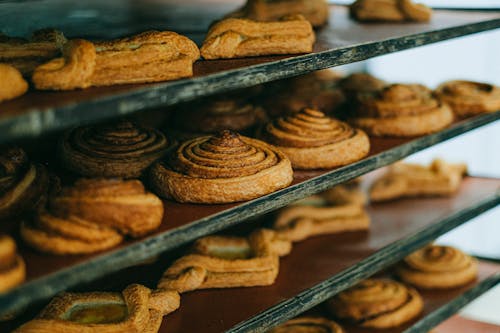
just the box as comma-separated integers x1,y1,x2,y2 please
0,235,25,293
13,284,180,333
32,31,200,90
350,0,432,22
201,15,315,59
0,64,28,102
322,179,367,206
269,317,344,333
370,159,467,202
339,73,386,97
157,229,291,292
327,279,423,329
60,121,170,178
260,108,370,169
397,244,478,289
150,130,293,203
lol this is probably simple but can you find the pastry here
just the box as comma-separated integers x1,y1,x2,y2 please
322,179,367,206
157,229,291,293
201,15,315,60
339,72,386,97
0,146,48,220
397,244,478,289
370,159,467,202
259,108,370,169
32,30,200,90
14,284,180,333
350,0,432,22
435,80,500,117
269,317,344,333
0,64,28,102
327,279,423,329
60,121,170,178
0,235,25,293
150,130,293,203
348,84,454,136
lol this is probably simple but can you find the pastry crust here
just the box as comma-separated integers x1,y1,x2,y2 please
0,235,25,293
260,108,370,169
327,279,423,329
435,80,500,117
397,245,478,289
201,15,315,59
150,130,293,203
350,0,432,22
33,31,199,90
14,284,180,333
0,64,28,102
60,121,170,178
339,73,386,97
269,317,344,333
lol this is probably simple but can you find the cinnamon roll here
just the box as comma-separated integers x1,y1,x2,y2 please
350,0,432,22
397,245,478,289
327,279,423,329
260,108,370,169
269,317,344,333
60,121,170,178
0,235,25,293
338,73,386,97
0,64,28,102
436,80,500,117
150,130,293,203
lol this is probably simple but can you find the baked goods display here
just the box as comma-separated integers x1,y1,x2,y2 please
350,0,432,22
150,130,293,203
269,317,344,333
435,80,500,117
0,64,28,102
327,278,423,329
14,284,180,333
397,244,478,289
200,15,315,60
370,159,467,202
0,235,25,293
60,121,170,178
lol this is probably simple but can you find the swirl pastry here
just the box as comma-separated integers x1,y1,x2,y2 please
348,84,454,136
397,245,478,289
370,159,467,202
350,0,432,22
260,108,370,169
60,121,170,178
14,284,180,333
269,317,344,333
158,229,291,293
0,146,48,220
339,73,386,97
150,130,293,203
436,80,500,117
201,15,315,60
0,64,28,103
327,279,423,329
0,235,25,293
33,30,200,90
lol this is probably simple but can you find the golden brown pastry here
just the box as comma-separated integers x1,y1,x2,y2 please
269,317,344,333
327,279,423,329
435,80,500,117
339,72,386,97
201,15,315,60
370,159,467,202
14,284,180,333
350,0,432,22
0,64,28,102
158,229,291,293
60,121,170,178
0,235,26,293
348,84,454,136
397,244,478,289
150,130,293,203
260,108,370,169
322,178,367,206
32,31,200,90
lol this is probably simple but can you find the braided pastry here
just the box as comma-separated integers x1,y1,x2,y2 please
0,235,25,293
397,245,478,289
201,15,315,59
60,121,170,178
260,108,370,169
436,80,500,117
150,130,293,203
350,0,432,22
14,284,180,333
269,317,344,333
327,279,423,329
0,64,28,102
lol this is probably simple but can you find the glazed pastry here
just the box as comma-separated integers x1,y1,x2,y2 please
350,0,432,22
32,31,200,90
348,84,454,136
0,146,49,220
269,317,344,333
0,235,25,293
327,279,423,329
201,15,315,59
370,159,467,202
0,64,28,102
150,130,293,203
435,80,500,117
14,284,180,333
158,229,291,293
322,179,367,206
260,108,370,169
397,245,478,289
60,121,170,178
